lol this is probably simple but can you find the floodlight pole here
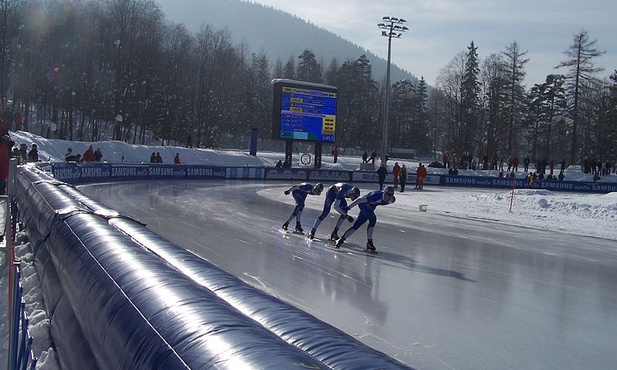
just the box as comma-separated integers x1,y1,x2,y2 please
377,16,407,166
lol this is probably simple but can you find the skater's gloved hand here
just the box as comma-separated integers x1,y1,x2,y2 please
284,190,290,195
346,215,354,222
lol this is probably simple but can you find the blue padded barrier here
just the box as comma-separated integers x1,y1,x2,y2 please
49,295,99,370
51,214,325,369
109,217,413,369
14,164,412,369
57,177,412,369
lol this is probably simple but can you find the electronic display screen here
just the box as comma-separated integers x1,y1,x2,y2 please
272,79,337,143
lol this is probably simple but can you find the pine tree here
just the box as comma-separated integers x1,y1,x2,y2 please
527,75,567,162
296,50,322,83
501,42,529,155
596,71,617,162
459,41,481,161
332,55,378,149
556,30,605,163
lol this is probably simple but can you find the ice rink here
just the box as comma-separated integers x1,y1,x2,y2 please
80,180,617,370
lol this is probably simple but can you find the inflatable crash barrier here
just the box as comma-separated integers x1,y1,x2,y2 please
14,165,412,369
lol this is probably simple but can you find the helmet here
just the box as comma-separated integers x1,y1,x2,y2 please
313,183,324,193
383,186,395,200
347,187,360,198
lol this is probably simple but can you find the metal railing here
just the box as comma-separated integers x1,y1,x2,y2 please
5,158,38,370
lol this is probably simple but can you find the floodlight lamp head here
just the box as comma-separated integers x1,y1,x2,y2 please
391,17,399,22
382,16,390,21
382,31,388,36
399,18,407,23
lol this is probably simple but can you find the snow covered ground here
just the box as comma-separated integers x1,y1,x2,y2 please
1,131,616,368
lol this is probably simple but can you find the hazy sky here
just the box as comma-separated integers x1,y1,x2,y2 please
158,0,616,87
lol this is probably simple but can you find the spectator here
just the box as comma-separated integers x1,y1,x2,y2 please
399,164,408,192
155,152,162,163
174,153,180,164
526,172,535,188
370,151,377,164
10,147,20,160
392,162,401,189
82,145,96,162
94,148,103,161
65,147,82,161
415,163,427,189
150,152,156,163
377,164,387,190
19,143,28,163
331,146,339,163
27,143,39,161
512,156,519,171
67,154,81,162
13,111,23,131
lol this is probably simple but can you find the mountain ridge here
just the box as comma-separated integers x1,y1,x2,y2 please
157,0,419,84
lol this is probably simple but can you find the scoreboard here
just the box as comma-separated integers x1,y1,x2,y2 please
272,79,337,143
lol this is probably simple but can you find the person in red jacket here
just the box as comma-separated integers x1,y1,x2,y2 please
415,163,427,189
82,144,96,161
392,162,401,189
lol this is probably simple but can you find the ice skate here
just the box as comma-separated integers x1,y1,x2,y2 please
281,222,288,231
334,237,345,249
308,229,316,239
329,231,339,240
365,239,377,254
294,223,304,235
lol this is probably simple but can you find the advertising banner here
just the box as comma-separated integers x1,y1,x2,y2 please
308,169,352,182
265,167,310,180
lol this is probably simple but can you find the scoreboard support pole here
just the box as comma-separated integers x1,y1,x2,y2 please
284,140,293,167
314,143,322,169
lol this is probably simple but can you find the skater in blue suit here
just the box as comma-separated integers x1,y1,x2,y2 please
335,185,396,253
308,183,360,240
282,182,324,233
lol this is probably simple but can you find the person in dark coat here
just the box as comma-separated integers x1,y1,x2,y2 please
27,143,39,161
377,164,388,190
399,164,408,192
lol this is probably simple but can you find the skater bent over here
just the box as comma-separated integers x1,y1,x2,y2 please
308,183,360,240
282,182,324,233
335,186,396,253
